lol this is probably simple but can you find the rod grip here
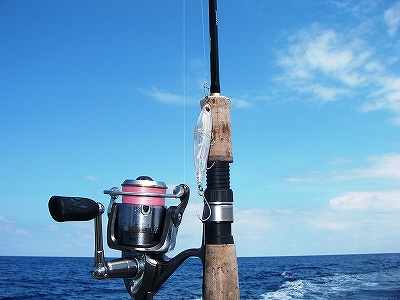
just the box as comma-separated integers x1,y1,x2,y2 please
203,244,240,299
49,196,100,222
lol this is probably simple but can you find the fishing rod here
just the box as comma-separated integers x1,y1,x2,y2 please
209,0,220,95
201,0,240,298
47,1,239,299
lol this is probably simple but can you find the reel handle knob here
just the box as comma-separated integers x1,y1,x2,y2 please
49,196,101,222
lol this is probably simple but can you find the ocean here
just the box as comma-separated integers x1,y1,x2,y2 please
0,253,399,299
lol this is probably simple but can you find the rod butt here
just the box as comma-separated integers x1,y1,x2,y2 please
203,244,240,300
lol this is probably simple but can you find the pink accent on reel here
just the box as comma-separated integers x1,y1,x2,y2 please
122,186,166,206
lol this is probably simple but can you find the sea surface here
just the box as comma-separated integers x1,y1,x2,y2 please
0,253,399,299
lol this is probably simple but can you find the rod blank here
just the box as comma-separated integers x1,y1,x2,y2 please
209,0,220,94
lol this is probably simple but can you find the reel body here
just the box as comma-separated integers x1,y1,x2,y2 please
105,177,183,254
49,176,201,300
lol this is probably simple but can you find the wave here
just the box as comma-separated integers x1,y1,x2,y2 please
1,254,399,300
261,269,399,300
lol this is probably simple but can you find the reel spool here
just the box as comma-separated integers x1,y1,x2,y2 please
105,176,188,253
118,177,167,247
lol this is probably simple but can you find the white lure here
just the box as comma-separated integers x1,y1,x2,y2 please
193,103,212,195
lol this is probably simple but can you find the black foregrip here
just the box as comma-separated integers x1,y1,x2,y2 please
48,196,99,222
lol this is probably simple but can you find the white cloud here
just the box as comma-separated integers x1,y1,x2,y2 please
307,218,349,231
330,191,400,211
14,228,29,236
231,204,400,255
362,76,400,125
277,10,400,123
0,216,29,236
141,86,252,111
278,26,371,90
142,87,252,109
297,84,351,102
285,152,400,182
331,0,381,19
303,203,400,255
232,98,251,108
141,87,198,105
284,176,314,183
47,224,58,232
234,208,273,240
84,175,100,181
328,157,352,164
331,152,400,181
384,1,400,37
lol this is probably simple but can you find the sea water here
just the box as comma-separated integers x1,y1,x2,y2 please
0,253,399,299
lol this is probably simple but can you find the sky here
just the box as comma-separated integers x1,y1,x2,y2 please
0,0,399,258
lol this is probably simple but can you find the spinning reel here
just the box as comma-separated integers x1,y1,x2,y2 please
48,176,202,300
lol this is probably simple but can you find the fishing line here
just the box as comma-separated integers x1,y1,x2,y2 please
182,0,186,184
200,0,209,96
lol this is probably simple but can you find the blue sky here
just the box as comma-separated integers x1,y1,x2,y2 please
1,0,399,258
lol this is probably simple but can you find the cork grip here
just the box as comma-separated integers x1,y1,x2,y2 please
201,95,233,162
203,244,240,299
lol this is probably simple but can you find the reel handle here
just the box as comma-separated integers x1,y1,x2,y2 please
49,196,102,222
